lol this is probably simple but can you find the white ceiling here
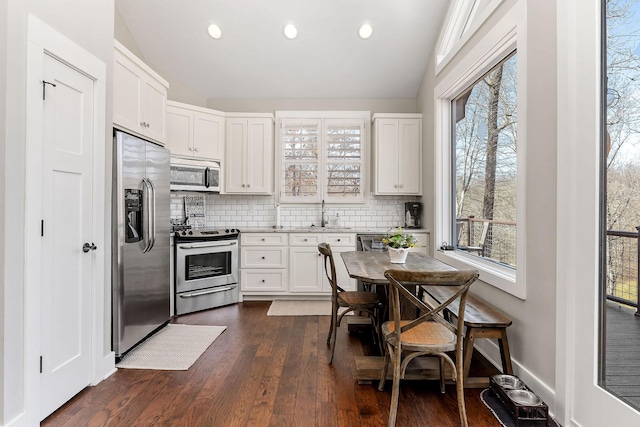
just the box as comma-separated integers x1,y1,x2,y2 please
115,0,449,100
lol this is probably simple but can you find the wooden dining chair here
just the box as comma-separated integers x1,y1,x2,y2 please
378,269,479,427
318,243,382,364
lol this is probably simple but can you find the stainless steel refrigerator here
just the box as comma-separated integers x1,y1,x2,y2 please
112,130,171,359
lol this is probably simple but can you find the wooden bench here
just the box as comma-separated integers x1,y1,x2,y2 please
420,285,513,388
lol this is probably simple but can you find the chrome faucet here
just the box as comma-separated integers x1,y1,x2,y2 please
321,199,326,227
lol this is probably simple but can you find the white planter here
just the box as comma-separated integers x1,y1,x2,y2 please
388,246,410,263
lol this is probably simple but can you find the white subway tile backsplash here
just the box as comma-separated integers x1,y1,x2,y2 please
170,193,420,229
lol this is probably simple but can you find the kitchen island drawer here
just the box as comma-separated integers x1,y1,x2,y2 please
241,270,288,292
241,247,288,268
241,233,287,246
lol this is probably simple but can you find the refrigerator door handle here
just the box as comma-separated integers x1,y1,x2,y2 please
142,177,152,253
147,178,156,252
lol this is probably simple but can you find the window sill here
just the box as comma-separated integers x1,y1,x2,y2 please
434,250,525,300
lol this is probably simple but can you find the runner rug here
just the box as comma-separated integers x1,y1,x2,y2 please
267,300,351,316
116,324,226,370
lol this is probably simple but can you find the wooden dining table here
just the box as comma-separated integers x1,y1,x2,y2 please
340,250,456,284
340,250,512,388
340,250,457,384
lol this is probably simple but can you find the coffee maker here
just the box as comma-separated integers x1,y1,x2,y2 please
404,202,422,229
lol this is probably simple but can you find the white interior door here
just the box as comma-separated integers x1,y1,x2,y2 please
39,53,94,420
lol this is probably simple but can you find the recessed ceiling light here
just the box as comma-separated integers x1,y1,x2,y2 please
359,23,373,39
207,24,222,40
283,23,298,40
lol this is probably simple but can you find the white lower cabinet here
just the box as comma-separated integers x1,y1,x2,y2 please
289,233,356,293
240,233,288,293
239,232,356,296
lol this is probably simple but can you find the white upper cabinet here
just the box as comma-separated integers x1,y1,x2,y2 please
372,114,422,195
225,114,274,194
113,40,168,145
166,101,225,160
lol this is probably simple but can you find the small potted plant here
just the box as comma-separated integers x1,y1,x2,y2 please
382,227,418,263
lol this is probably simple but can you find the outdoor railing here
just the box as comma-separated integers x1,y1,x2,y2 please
606,227,640,315
456,217,517,267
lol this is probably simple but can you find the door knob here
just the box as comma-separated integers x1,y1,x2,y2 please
82,242,97,253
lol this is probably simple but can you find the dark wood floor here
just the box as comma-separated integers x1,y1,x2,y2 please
42,301,502,427
605,301,640,409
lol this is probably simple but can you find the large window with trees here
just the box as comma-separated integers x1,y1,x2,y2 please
452,53,518,267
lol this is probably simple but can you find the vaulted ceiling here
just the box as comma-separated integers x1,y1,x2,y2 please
115,0,449,99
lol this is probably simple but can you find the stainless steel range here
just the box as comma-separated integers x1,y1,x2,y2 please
173,227,240,315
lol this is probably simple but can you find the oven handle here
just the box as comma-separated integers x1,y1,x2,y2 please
178,241,237,250
179,286,236,298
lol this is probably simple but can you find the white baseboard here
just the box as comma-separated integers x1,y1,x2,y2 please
98,351,116,383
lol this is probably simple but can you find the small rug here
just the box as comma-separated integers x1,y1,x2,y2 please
480,389,558,427
116,324,226,370
267,300,351,316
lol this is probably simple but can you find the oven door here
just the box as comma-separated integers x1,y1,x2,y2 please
175,240,238,293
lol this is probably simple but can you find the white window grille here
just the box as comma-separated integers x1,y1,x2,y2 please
278,114,367,204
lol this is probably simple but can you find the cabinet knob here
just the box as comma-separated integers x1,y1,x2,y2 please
189,147,194,151
247,184,250,187
242,184,246,187
261,238,265,241
399,184,404,188
337,239,341,242
195,147,199,152
304,238,308,242
261,256,265,260
261,279,265,283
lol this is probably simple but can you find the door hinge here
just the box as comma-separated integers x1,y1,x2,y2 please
41,220,44,237
42,80,57,100
39,356,43,373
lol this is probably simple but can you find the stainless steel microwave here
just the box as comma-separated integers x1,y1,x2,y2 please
170,157,221,193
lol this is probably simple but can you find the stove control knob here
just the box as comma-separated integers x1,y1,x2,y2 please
225,229,230,233
181,231,187,235
188,230,193,235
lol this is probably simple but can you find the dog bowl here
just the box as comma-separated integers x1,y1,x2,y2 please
506,389,542,406
492,374,525,390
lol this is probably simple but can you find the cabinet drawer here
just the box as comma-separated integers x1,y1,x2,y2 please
322,234,356,247
241,270,288,292
241,233,287,246
289,233,322,246
241,247,288,268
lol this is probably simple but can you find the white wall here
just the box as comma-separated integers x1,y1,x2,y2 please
114,7,208,108
417,0,558,402
207,98,417,115
0,1,7,423
1,1,114,424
